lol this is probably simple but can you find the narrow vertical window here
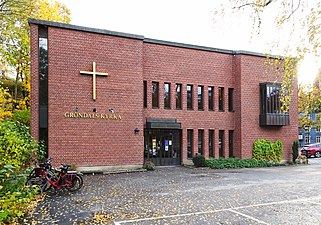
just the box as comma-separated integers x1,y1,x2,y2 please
38,26,48,154
219,130,224,158
229,130,234,158
152,82,159,108
228,88,234,112
209,130,214,158
187,129,194,158
164,83,171,109
198,130,204,155
208,86,214,111
143,81,147,108
187,85,193,110
176,84,182,109
218,87,224,111
198,86,204,110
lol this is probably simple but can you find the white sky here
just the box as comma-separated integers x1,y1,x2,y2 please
56,0,320,85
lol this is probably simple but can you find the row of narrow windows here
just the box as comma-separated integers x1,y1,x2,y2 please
187,129,234,159
144,81,234,112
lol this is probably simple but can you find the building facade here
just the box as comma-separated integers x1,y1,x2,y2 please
298,112,321,147
29,19,298,170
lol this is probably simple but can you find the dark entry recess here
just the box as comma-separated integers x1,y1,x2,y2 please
144,118,182,166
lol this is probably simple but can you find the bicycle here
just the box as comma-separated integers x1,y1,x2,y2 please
42,163,83,193
25,158,83,193
25,158,52,191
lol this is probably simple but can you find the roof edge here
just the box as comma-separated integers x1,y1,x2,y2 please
28,18,145,40
28,18,283,59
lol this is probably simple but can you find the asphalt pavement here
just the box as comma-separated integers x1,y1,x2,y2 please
25,158,321,225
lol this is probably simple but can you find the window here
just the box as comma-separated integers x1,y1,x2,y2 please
229,130,234,158
228,88,234,112
198,86,204,110
218,87,224,111
152,82,159,108
219,130,224,158
209,130,214,157
198,130,204,155
187,85,193,110
208,86,214,111
143,81,147,108
317,136,321,143
176,84,182,109
316,126,321,132
187,129,193,158
38,26,48,154
164,83,171,109
305,136,310,144
304,126,309,132
260,83,289,126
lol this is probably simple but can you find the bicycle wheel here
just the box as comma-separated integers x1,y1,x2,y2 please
66,174,83,192
25,169,43,187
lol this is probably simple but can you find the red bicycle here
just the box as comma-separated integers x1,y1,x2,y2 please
26,158,83,193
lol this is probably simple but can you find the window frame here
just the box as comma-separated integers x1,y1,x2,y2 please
187,84,193,110
208,86,214,111
198,85,204,110
187,129,194,159
164,82,171,109
152,81,159,108
176,83,182,110
218,87,224,111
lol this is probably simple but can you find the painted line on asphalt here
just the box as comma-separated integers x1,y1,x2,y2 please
302,199,321,206
114,196,321,225
227,209,269,224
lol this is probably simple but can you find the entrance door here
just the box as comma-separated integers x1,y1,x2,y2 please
144,129,181,166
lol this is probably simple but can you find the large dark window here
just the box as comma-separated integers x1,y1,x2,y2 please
176,84,182,109
260,83,289,126
229,130,234,158
164,83,171,109
208,86,214,111
152,82,159,108
198,130,204,155
143,81,147,108
198,86,204,110
38,26,48,154
209,130,214,157
219,130,224,158
187,129,193,158
218,87,224,111
187,85,193,110
228,88,234,112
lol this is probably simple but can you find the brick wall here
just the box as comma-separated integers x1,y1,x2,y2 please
45,27,144,167
30,21,298,167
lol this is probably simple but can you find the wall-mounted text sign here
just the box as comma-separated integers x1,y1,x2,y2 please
64,112,122,120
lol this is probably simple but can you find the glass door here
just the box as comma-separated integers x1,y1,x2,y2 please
144,129,181,166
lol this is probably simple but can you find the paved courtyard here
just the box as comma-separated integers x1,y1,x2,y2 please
27,159,321,225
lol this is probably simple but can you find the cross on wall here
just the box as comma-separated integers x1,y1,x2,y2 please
80,62,108,101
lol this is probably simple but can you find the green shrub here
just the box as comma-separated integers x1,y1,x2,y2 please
292,140,299,163
0,164,38,224
273,139,283,162
205,158,274,169
253,139,283,163
143,161,155,171
192,154,206,167
11,109,30,126
0,121,44,224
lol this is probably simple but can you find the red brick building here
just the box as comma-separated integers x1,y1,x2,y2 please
29,19,298,171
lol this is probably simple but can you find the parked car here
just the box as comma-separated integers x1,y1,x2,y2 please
301,143,321,158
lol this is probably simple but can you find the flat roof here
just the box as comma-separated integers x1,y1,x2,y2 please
29,18,278,58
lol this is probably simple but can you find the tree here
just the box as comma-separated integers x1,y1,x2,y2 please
216,0,321,111
0,0,70,113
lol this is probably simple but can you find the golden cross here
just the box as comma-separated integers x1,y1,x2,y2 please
80,62,108,100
